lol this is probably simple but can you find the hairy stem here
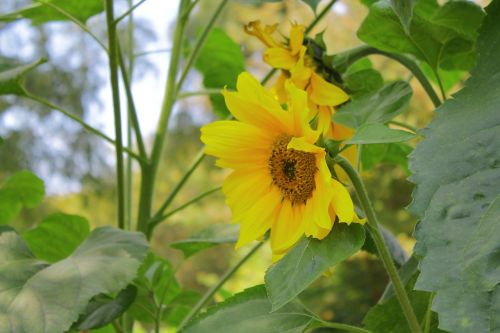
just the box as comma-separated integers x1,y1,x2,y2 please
334,155,422,333
177,242,264,331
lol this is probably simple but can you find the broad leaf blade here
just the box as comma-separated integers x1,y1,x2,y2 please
265,224,365,311
346,123,415,144
170,224,239,258
0,171,45,224
0,58,46,96
409,2,500,332
389,0,417,34
22,213,90,262
194,28,245,118
181,285,314,333
334,81,412,128
0,227,148,333
0,0,104,25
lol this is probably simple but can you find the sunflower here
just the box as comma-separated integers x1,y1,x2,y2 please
201,72,358,258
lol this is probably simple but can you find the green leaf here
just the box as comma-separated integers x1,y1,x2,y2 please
0,0,104,25
358,0,484,71
128,253,181,324
362,224,408,267
265,224,365,311
363,273,444,333
22,213,90,262
389,0,417,34
409,2,500,331
0,58,46,96
0,136,4,145
346,123,415,145
0,227,148,333
194,28,245,118
334,81,412,128
75,285,137,330
344,65,384,95
163,290,201,326
0,171,45,224
421,62,466,93
361,142,412,174
181,285,314,333
301,0,321,12
170,224,239,258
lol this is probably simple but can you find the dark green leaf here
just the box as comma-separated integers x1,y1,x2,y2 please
181,285,314,333
0,0,104,25
265,224,365,311
0,58,46,96
0,227,148,333
170,224,239,258
409,2,500,331
75,285,137,330
334,81,412,128
344,69,384,95
0,136,4,145
346,123,415,144
0,171,45,224
194,28,245,118
22,213,90,262
358,0,484,71
163,290,201,326
363,273,444,333
389,0,417,34
421,62,466,93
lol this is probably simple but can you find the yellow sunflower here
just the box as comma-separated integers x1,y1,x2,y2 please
201,72,357,258
245,20,350,137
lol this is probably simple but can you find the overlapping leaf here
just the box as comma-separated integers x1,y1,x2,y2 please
0,227,148,333
0,58,46,96
180,285,314,333
409,1,500,331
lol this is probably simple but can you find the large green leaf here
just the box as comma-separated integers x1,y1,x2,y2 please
343,59,384,95
0,58,46,96
265,224,365,311
389,0,417,34
361,142,412,174
194,28,245,118
180,285,314,333
409,2,500,332
170,224,239,258
358,0,484,71
0,0,104,25
346,123,415,145
334,81,412,129
0,227,148,333
22,213,90,262
0,171,45,224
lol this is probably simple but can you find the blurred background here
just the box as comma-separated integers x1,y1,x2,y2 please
0,0,456,331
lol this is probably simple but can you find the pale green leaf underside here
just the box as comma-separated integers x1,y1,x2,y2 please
0,227,148,333
409,1,500,332
346,123,415,144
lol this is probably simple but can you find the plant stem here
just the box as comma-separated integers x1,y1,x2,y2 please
147,151,206,237
423,292,435,333
310,319,373,333
176,0,229,93
25,94,142,161
136,0,190,234
134,48,172,57
177,89,226,99
36,0,108,52
305,0,337,34
150,186,221,226
334,155,422,333
114,0,147,24
105,0,126,230
332,46,441,108
177,242,264,331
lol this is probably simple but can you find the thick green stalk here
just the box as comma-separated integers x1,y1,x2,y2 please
177,242,264,331
176,0,229,93
334,155,422,333
136,0,190,234
105,0,126,230
331,46,441,108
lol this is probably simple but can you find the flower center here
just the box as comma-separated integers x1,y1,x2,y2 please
269,134,317,205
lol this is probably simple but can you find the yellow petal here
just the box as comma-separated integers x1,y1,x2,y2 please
308,72,350,106
289,23,305,55
271,72,288,104
285,81,318,140
244,20,281,48
235,187,281,249
270,201,306,254
317,105,333,136
330,179,354,223
289,47,312,89
264,48,297,70
287,136,324,153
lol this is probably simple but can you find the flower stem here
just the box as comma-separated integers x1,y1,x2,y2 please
334,155,423,333
310,319,373,333
105,0,126,230
305,0,337,34
176,242,263,331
